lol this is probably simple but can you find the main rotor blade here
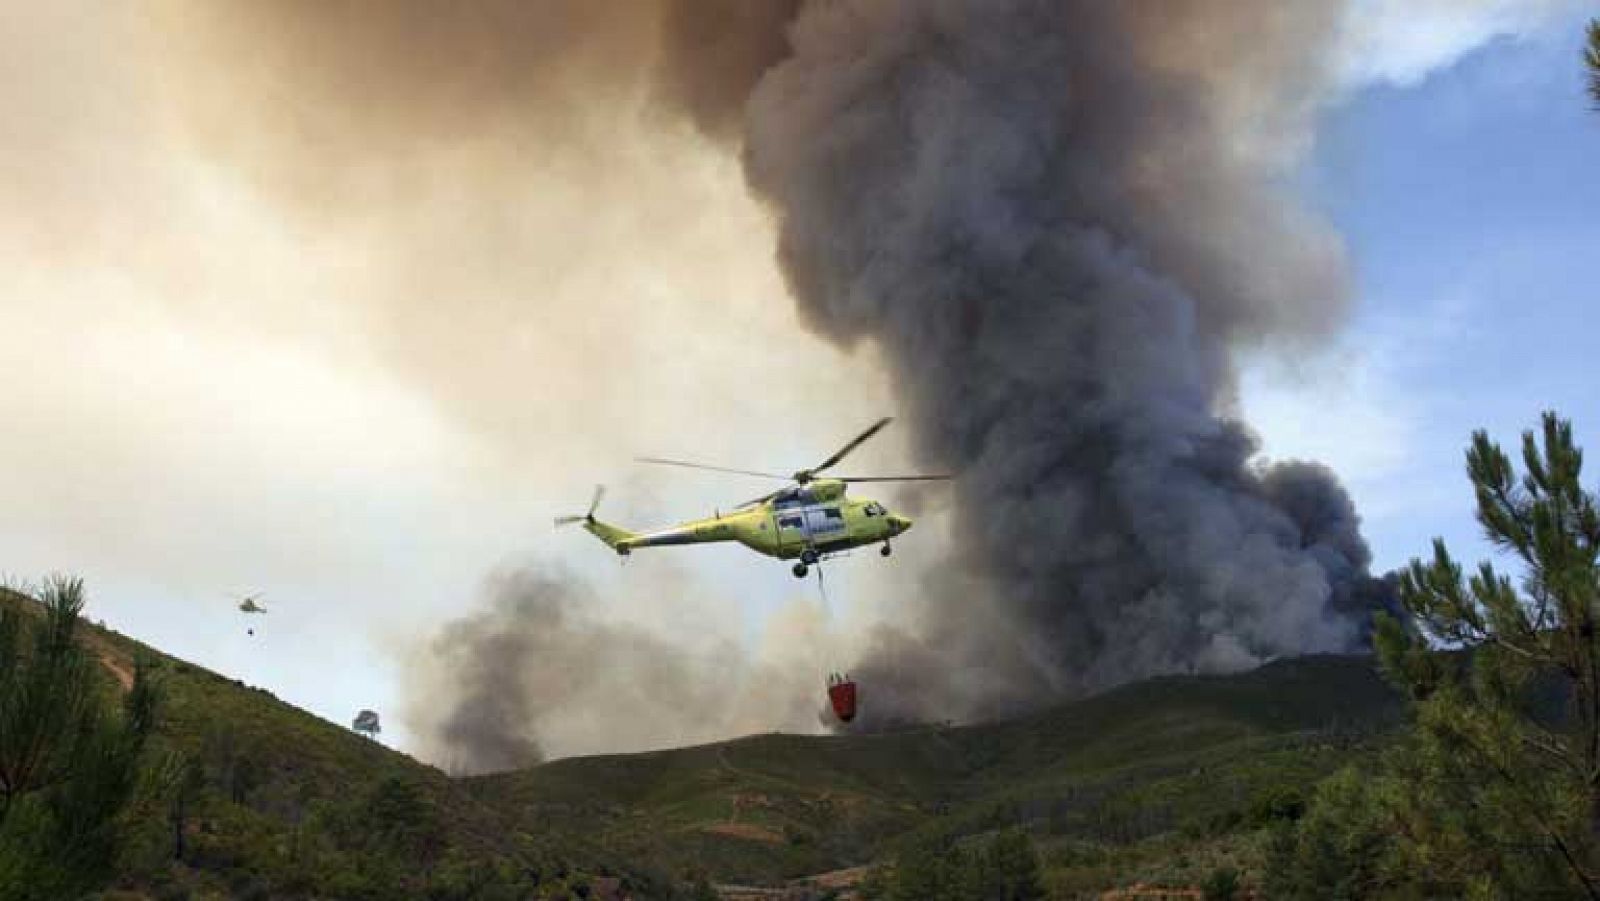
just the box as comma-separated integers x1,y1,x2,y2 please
635,457,791,480
839,475,954,483
736,489,786,509
588,484,606,518
554,515,587,527
812,417,893,473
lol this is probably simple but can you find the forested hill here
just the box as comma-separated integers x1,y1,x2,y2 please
3,585,1405,898
0,587,659,899
476,653,1405,891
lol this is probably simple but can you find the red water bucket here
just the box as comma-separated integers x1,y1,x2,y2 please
828,679,857,723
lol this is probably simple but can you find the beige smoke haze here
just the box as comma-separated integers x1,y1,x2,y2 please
0,0,884,765
137,0,828,458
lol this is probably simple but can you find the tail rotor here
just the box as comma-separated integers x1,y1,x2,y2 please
555,484,606,527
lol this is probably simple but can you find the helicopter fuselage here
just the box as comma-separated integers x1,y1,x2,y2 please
581,478,911,565
562,418,941,577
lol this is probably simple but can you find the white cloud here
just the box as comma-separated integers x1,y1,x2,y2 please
1239,345,1414,489
1334,0,1588,89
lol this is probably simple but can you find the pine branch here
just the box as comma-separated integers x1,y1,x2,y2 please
1453,724,1600,898
1587,19,1600,110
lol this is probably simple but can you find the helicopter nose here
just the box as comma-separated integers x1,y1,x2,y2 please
889,514,913,534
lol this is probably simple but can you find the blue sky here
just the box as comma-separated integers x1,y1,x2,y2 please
1247,14,1600,577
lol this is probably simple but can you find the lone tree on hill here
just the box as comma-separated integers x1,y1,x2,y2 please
0,576,159,901
1378,413,1600,896
353,708,382,740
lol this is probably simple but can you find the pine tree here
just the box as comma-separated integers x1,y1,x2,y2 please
1586,19,1599,109
879,830,1045,901
985,829,1044,901
1377,412,1600,897
884,839,946,901
0,577,160,901
1201,865,1240,901
165,752,205,862
1262,767,1393,900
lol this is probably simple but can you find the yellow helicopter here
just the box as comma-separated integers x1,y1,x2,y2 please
557,418,948,578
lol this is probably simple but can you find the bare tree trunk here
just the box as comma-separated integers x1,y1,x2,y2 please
172,796,186,862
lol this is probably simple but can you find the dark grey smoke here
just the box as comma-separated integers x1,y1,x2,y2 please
175,1,1400,743
741,0,1392,726
424,572,553,773
417,566,799,774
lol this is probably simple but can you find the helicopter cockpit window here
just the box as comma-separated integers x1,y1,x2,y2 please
864,502,886,517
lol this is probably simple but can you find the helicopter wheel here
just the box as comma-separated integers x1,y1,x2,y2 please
801,549,820,565
792,563,809,578
881,543,892,557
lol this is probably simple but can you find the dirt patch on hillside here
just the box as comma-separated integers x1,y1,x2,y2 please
700,821,785,845
99,654,135,690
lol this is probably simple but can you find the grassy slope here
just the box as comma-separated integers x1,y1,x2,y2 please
475,655,1405,887
0,588,635,899
4,585,1405,895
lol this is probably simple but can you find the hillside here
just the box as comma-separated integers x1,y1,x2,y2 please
476,654,1406,892
0,587,663,900
4,584,1407,897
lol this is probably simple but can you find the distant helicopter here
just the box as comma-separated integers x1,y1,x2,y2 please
233,593,267,635
557,418,948,578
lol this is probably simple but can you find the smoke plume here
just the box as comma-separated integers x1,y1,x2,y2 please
411,565,832,774
132,0,1401,752
740,1,1395,725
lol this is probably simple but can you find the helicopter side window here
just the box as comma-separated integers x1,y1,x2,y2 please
779,516,803,529
824,509,843,520
864,502,885,517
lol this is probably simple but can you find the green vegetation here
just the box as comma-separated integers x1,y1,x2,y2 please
1269,412,1600,898
0,584,673,900
860,828,1044,901
1383,412,1600,895
0,577,158,901
477,653,1402,893
2,578,1409,898
1587,19,1599,107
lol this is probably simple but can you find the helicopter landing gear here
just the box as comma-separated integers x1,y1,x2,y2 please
881,542,893,557
800,548,820,566
793,562,809,578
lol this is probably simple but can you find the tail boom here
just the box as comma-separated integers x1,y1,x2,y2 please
583,519,638,555
556,483,749,557
586,517,745,556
